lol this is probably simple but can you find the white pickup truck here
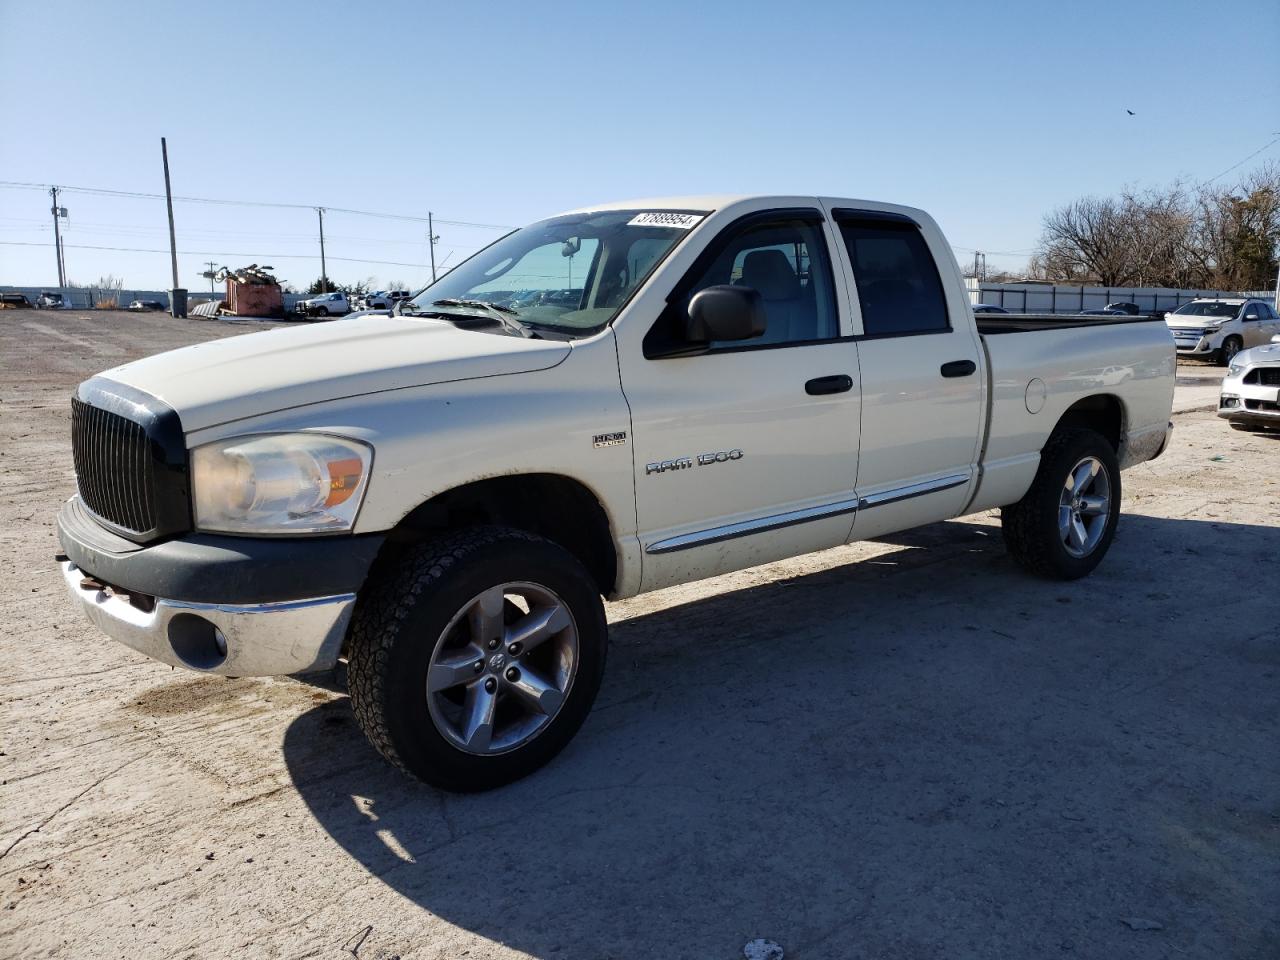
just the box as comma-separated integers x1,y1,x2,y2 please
58,195,1176,791
297,291,350,317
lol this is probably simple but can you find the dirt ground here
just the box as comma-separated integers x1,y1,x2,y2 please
2,309,1277,960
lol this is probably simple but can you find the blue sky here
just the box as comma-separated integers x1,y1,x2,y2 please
2,0,1277,291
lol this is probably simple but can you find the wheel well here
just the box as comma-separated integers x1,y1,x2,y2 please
1054,395,1123,451
379,474,618,595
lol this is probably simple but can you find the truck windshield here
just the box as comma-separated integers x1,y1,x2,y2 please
1172,302,1238,317
403,209,706,334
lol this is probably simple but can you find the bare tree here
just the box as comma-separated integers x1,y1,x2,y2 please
1032,164,1279,290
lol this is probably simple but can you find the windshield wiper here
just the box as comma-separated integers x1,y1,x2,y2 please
428,299,535,338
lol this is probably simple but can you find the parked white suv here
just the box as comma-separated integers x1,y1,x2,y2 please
58,194,1176,791
1165,298,1280,365
298,292,350,317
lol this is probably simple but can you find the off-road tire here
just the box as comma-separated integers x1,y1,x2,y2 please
346,526,607,791
1001,428,1121,580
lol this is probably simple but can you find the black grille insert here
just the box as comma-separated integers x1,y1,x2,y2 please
69,378,190,542
71,397,156,533
1243,367,1280,386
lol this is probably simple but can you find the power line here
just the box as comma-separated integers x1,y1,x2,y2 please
0,239,431,269
1203,135,1280,186
0,180,511,230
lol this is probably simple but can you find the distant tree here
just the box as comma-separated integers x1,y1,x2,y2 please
73,273,126,308
1031,164,1279,290
305,276,378,296
306,276,339,294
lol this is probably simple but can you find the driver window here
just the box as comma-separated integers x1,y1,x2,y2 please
683,217,838,347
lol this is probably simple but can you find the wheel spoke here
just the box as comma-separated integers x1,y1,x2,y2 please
1058,505,1074,540
467,586,506,647
460,683,497,752
506,664,564,716
505,603,571,654
1067,516,1088,551
427,646,482,693
1071,460,1096,496
1079,494,1108,517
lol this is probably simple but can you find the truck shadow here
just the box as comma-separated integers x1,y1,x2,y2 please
282,514,1280,959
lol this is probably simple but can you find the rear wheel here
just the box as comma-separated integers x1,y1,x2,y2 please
1002,428,1121,580
1219,336,1243,365
346,526,607,791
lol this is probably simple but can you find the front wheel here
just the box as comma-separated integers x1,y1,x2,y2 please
346,527,607,791
315,306,329,317
1001,428,1121,579
1219,336,1243,366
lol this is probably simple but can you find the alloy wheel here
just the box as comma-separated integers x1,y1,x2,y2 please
425,582,579,755
1058,456,1111,559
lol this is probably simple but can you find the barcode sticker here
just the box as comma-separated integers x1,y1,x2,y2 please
627,212,704,230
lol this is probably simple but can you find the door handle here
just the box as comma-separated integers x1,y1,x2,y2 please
940,360,976,378
805,374,854,395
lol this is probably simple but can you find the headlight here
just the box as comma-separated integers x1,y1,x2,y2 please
191,433,372,534
1228,359,1246,376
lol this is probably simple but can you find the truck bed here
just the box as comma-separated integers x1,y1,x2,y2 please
976,314,1163,335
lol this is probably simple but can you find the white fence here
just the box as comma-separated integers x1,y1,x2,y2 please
0,285,310,313
967,280,1279,314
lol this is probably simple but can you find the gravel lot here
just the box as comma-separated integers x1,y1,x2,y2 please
2,309,1277,960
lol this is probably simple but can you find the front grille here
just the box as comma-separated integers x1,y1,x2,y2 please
1244,399,1280,412
1243,368,1280,386
71,397,157,533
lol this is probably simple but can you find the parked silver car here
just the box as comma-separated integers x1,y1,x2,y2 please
1219,333,1280,432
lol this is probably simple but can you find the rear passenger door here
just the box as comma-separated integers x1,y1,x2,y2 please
1243,302,1275,347
826,206,984,540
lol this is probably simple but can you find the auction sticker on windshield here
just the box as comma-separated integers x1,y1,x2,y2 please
627,212,704,229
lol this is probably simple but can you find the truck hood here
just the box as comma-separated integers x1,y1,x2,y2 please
100,314,571,431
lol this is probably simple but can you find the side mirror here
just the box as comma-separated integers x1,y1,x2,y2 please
686,285,766,343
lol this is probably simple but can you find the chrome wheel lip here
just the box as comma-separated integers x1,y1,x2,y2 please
1058,455,1112,559
425,581,579,757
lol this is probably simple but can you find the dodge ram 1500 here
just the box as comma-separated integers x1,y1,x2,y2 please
58,195,1176,790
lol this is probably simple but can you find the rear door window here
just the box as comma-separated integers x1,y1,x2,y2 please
836,218,949,336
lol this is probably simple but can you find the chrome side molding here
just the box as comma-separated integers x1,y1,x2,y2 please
857,473,970,509
644,498,860,555
642,473,972,556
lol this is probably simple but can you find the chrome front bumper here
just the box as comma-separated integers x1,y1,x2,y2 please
61,560,355,676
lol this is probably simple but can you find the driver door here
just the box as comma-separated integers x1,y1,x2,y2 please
617,207,862,592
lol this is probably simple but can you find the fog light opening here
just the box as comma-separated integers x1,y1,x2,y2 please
167,613,229,670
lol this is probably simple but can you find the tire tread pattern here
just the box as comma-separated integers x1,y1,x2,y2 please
1001,428,1118,580
346,526,541,777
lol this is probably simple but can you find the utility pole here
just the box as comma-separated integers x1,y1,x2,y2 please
50,186,66,287
317,207,329,292
204,261,219,293
428,211,438,282
160,137,184,316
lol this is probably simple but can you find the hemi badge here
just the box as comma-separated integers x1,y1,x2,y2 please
593,431,627,448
